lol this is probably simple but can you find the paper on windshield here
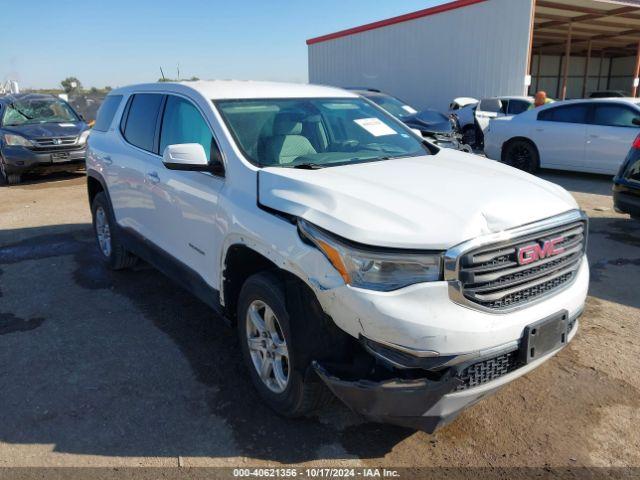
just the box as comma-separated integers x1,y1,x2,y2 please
402,105,418,114
354,118,397,137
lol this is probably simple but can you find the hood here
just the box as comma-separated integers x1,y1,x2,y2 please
404,116,453,135
2,122,86,139
258,152,578,249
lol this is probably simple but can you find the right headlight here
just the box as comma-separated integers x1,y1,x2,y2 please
3,133,33,147
298,219,443,291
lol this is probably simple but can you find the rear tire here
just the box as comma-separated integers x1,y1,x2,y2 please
91,192,138,270
237,272,334,417
502,139,540,173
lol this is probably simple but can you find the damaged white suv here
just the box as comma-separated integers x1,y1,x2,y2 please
86,81,589,432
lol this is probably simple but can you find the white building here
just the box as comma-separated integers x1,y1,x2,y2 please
307,0,640,111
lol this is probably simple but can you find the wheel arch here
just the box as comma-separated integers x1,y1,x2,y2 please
87,170,109,207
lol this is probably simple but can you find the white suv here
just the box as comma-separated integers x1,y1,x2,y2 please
86,81,589,433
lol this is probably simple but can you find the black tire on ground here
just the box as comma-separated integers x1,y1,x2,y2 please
0,155,20,185
237,272,335,417
91,191,138,270
502,139,540,173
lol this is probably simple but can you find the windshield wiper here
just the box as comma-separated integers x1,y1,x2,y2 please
290,163,324,170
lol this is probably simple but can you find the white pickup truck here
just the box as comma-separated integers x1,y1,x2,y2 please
86,81,589,432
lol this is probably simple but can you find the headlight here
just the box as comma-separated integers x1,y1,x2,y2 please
77,130,91,145
298,219,443,291
3,133,33,147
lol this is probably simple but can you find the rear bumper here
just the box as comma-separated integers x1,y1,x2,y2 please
613,184,640,217
2,145,86,173
314,318,579,433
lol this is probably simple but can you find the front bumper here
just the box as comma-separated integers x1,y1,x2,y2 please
315,318,579,433
613,183,640,217
2,145,86,174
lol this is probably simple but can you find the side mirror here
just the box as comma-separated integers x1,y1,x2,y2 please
162,143,210,171
633,117,640,126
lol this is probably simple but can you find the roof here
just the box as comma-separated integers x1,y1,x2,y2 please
111,80,357,100
307,0,487,45
0,93,58,104
534,0,640,57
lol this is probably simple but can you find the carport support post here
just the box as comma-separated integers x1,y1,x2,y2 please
633,40,640,97
582,40,592,99
561,22,573,100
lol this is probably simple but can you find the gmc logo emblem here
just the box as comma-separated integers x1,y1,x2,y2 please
517,236,566,265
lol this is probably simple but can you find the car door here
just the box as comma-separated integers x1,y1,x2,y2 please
585,103,640,175
529,103,589,170
475,98,504,133
151,94,225,288
110,93,165,240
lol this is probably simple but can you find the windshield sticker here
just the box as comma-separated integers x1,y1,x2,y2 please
402,105,418,114
58,123,75,127
354,118,397,137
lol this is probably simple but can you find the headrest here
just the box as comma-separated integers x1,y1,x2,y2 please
273,112,303,136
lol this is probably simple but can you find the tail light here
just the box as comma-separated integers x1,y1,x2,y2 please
633,133,640,150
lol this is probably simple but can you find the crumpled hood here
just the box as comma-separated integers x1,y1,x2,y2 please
2,122,86,139
258,151,579,249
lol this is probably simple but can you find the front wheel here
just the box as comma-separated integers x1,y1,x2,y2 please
237,272,333,417
502,139,540,173
0,156,20,185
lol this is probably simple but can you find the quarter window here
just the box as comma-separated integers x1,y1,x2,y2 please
159,96,220,163
592,105,640,128
93,95,123,132
538,105,589,124
122,94,164,152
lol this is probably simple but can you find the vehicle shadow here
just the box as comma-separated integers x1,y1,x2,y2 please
586,215,640,309
1,170,85,188
538,169,614,196
0,224,413,462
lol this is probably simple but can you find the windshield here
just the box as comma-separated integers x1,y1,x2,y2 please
365,94,417,119
215,98,430,168
2,97,79,126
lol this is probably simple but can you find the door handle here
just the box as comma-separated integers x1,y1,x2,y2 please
102,155,113,165
145,171,160,184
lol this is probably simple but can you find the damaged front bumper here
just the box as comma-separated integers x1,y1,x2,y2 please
314,317,579,433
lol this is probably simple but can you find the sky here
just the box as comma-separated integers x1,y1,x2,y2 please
1,0,445,90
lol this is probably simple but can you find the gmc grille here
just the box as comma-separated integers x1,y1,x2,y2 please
456,219,587,311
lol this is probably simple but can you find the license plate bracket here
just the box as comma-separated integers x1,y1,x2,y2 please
520,311,569,364
51,152,70,162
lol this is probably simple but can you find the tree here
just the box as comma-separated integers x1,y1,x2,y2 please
61,77,83,94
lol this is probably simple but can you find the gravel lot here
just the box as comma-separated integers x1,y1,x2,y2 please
0,170,639,471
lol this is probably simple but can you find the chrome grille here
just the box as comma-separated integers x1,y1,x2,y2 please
32,136,78,148
447,212,587,312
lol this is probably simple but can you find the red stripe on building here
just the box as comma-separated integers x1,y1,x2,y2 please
306,0,488,45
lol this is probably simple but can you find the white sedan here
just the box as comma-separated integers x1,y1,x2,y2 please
484,98,640,175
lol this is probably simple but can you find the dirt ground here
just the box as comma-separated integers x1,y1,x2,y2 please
0,170,639,473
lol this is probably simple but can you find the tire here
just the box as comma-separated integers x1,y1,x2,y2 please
237,272,334,417
0,156,20,185
502,139,540,173
461,126,477,148
91,192,138,270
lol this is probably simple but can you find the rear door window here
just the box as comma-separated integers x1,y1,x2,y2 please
538,104,589,124
93,95,123,132
121,93,164,152
592,104,640,128
507,100,531,115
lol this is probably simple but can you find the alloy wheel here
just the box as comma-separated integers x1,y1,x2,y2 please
509,144,532,171
246,299,290,393
95,206,112,258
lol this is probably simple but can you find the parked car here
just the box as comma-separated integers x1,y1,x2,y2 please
613,132,640,219
0,93,90,184
87,81,588,433
485,98,640,174
350,89,470,151
452,96,533,149
589,90,628,99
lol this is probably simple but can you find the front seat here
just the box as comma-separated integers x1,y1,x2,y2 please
264,112,317,165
